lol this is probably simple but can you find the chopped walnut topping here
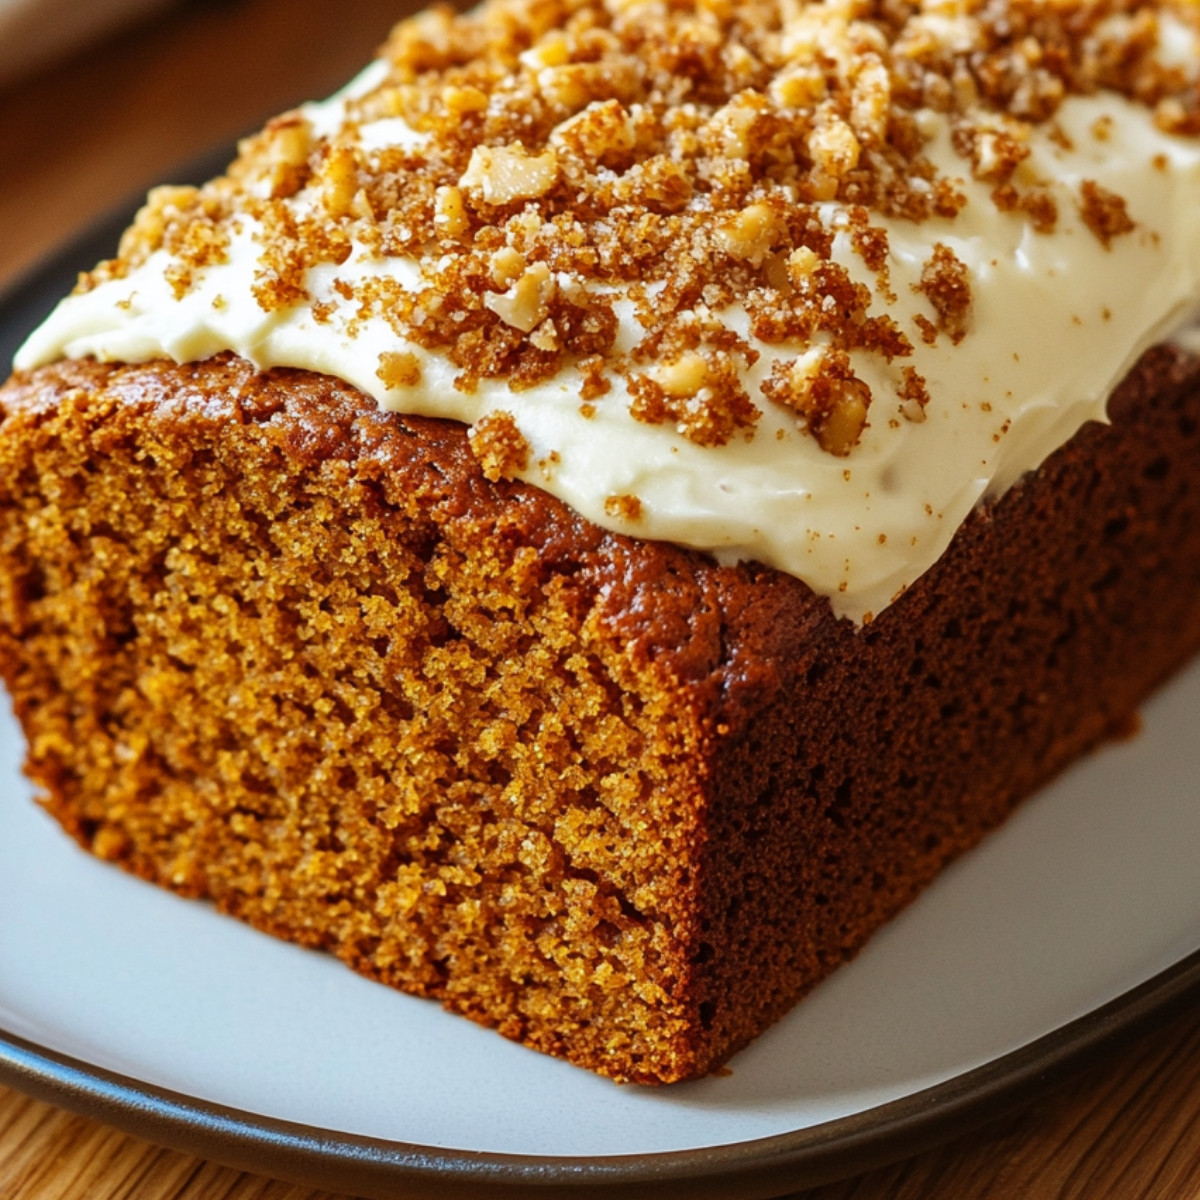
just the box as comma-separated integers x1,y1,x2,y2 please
319,144,360,218
718,203,785,266
434,185,470,239
808,115,862,200
249,114,314,200
1079,179,1136,248
469,410,530,481
762,349,872,456
646,351,711,398
489,247,526,288
97,0,1200,463
485,262,556,331
552,99,636,163
444,84,489,113
460,144,560,204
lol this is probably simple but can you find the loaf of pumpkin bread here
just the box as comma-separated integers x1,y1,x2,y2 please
5,0,1200,1082
1,345,1199,1082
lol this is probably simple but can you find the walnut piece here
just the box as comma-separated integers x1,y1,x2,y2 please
460,145,560,205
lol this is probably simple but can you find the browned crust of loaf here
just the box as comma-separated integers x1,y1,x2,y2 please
1,348,1200,1082
693,346,1200,1061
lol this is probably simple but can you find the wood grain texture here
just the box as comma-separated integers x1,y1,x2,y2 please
0,1085,354,1199
4,1001,1200,1199
1,0,1200,1197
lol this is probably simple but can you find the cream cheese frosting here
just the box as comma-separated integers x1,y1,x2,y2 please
15,0,1200,622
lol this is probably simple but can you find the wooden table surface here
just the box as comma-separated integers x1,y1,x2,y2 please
2,1,1200,1196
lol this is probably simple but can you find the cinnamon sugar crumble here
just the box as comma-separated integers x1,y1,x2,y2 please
1079,179,1137,247
627,352,759,448
917,243,972,345
576,354,611,401
95,0,1200,461
604,493,644,520
990,182,1059,233
913,312,938,345
896,364,930,422
469,409,530,480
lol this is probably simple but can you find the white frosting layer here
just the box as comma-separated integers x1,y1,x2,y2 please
16,87,1200,622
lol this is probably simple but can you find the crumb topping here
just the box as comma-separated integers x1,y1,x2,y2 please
85,0,1200,471
896,363,930,421
377,349,423,388
468,408,530,479
1079,177,1137,246
761,347,872,455
916,242,972,344
603,492,644,520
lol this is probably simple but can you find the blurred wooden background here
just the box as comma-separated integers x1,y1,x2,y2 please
2,0,1200,1196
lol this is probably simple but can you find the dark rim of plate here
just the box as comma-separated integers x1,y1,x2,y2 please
2,951,1199,1199
4,149,1200,1200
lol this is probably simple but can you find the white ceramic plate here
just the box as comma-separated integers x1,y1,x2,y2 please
2,649,1199,1195
2,194,1200,1200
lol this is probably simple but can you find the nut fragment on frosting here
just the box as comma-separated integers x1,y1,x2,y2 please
15,0,1200,622
459,144,560,204
485,262,556,332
